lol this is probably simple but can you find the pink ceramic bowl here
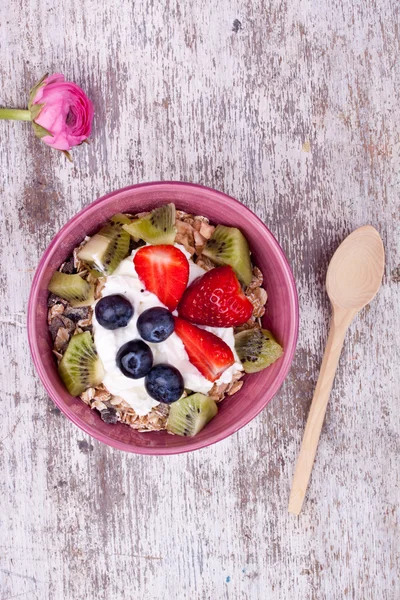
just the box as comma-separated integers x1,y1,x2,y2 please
28,182,298,455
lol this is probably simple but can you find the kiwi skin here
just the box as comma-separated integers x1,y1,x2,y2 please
203,224,253,286
234,328,283,373
167,393,218,436
48,272,95,307
58,331,104,396
123,203,177,245
77,214,131,277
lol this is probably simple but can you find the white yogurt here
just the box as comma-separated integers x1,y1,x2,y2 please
92,245,243,415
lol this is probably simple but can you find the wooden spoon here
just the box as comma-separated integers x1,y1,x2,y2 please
288,225,385,515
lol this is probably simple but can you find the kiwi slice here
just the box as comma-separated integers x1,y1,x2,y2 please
202,224,253,286
48,272,95,307
167,393,218,436
122,203,176,245
58,331,105,396
234,328,283,373
77,214,131,277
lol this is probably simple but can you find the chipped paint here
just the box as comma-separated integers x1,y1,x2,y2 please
0,0,399,598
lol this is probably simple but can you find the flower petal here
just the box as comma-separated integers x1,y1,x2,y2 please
30,73,94,151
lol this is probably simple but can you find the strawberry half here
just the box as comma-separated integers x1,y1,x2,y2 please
174,317,235,382
178,265,253,327
134,245,189,311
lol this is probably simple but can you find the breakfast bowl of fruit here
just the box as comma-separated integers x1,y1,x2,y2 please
28,182,298,454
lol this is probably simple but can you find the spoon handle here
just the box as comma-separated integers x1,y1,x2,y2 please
288,309,354,515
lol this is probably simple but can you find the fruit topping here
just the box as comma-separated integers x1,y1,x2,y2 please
116,340,153,379
174,317,235,382
77,213,131,277
178,265,253,327
95,294,134,330
48,272,95,307
167,392,218,436
145,364,184,403
202,224,253,286
134,245,189,311
58,331,105,396
234,328,283,373
137,307,174,343
123,203,177,245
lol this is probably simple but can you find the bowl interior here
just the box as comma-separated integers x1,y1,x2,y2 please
28,182,298,454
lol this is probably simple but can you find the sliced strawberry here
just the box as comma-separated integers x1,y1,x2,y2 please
178,265,253,327
134,245,189,311
174,317,235,382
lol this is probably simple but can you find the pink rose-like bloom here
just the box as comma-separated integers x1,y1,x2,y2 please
31,74,94,151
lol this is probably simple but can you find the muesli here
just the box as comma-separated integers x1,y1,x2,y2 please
47,204,283,436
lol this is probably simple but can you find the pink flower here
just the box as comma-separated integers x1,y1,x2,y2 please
29,73,94,153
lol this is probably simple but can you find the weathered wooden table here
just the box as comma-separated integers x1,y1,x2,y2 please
1,1,399,598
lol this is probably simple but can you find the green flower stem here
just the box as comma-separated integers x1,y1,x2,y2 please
0,108,31,121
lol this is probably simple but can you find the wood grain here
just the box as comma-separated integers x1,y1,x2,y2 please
1,0,399,598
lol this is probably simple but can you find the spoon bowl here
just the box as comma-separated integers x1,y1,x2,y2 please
326,225,385,311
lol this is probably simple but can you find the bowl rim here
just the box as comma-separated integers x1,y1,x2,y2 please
28,181,299,455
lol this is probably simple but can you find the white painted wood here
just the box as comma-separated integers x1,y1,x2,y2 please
0,0,399,598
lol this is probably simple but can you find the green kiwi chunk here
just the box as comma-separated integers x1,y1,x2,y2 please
77,213,131,277
122,203,176,245
234,328,283,373
58,331,105,396
48,272,95,307
167,393,218,436
202,224,253,286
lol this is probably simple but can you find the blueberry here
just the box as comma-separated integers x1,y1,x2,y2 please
145,364,184,404
95,294,133,330
116,340,153,379
137,307,175,343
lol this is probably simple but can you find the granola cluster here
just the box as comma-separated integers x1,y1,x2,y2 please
47,210,268,431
